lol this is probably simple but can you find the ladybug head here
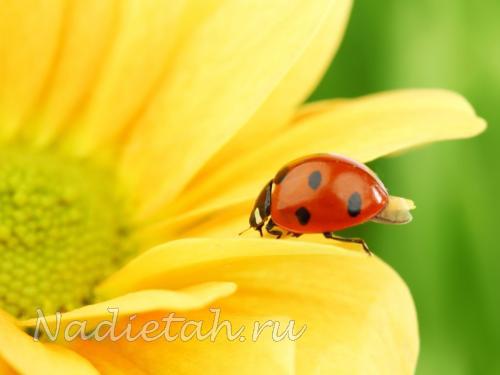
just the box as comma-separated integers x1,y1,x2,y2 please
246,180,273,235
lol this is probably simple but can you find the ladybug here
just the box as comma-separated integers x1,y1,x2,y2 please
245,154,414,254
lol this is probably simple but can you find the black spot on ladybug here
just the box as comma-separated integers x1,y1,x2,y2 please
348,192,362,217
295,207,311,225
274,166,289,184
308,170,322,190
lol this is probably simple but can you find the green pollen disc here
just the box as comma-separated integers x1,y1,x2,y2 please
0,148,136,319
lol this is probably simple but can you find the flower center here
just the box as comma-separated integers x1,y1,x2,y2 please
0,148,136,319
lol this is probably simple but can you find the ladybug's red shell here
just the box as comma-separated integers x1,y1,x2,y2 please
270,154,389,233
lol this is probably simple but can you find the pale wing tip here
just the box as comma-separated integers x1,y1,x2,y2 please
405,198,416,210
372,196,415,224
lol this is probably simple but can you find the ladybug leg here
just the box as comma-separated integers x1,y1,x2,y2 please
265,219,284,239
323,232,372,256
287,231,302,238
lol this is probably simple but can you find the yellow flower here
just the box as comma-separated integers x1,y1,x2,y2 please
0,0,485,374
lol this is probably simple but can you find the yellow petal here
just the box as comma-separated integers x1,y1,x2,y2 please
137,198,251,249
65,312,295,374
98,238,419,373
21,282,236,333
199,0,353,173
0,310,98,374
0,358,15,375
60,0,187,156
21,0,118,147
23,283,292,374
119,0,339,220
0,0,65,142
170,89,486,213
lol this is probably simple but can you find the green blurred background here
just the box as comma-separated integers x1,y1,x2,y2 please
309,1,499,373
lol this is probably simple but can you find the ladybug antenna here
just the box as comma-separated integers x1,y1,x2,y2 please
238,226,252,236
